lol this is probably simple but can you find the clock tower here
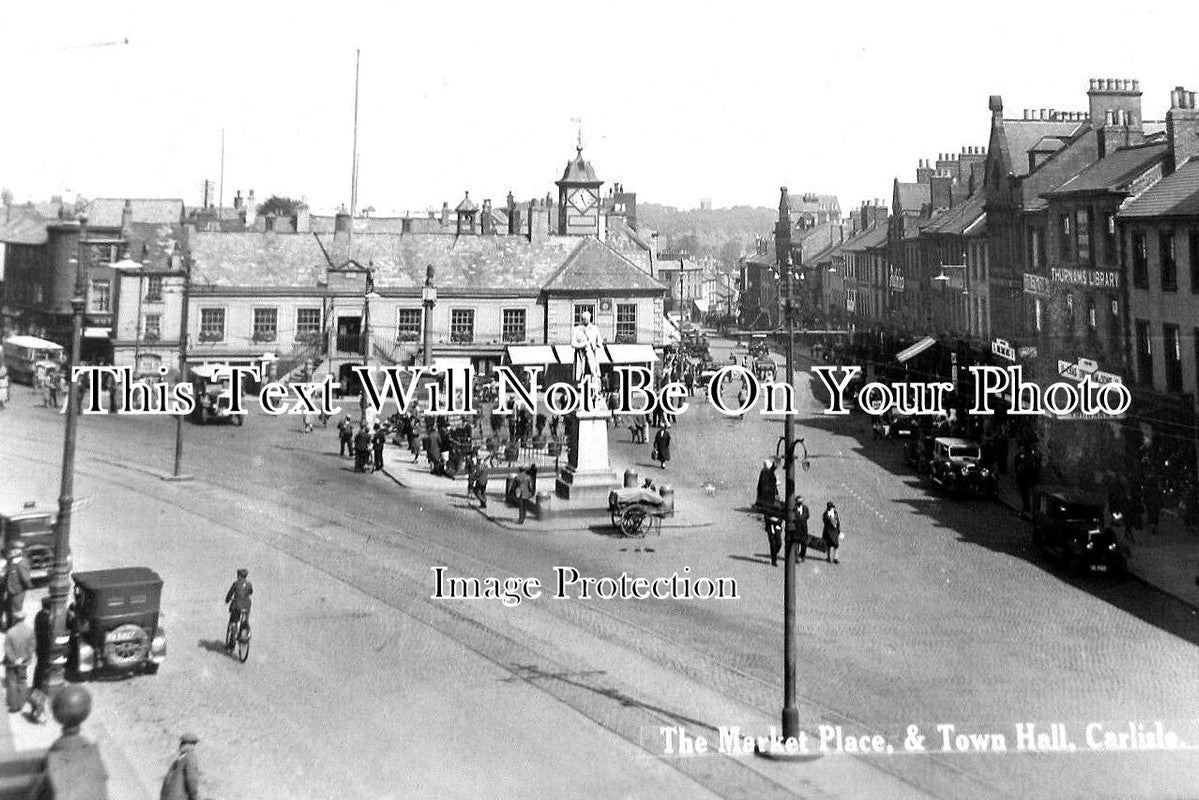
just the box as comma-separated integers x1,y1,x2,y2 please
555,142,604,236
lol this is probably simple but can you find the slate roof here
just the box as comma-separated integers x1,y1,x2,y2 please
1119,158,1199,218
189,230,662,294
454,193,478,213
1001,120,1082,177
919,193,986,236
0,206,50,245
895,182,931,214
310,215,411,234
1045,141,1167,196
557,147,601,185
124,222,184,270
841,223,888,252
542,237,665,293
84,198,185,227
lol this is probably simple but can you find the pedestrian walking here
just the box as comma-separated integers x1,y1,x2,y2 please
468,458,489,508
756,459,779,509
27,595,52,724
792,498,812,562
0,364,9,410
57,373,70,414
512,467,534,524
822,501,842,564
652,427,671,469
3,540,33,630
4,610,34,713
338,416,354,457
764,513,783,567
159,732,202,800
371,424,386,473
24,686,109,800
353,425,371,473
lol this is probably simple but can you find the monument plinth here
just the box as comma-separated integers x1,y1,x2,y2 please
555,402,619,503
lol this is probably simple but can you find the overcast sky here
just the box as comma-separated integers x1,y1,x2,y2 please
4,1,1198,215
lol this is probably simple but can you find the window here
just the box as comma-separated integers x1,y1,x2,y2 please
1030,229,1043,269
1132,231,1148,288
1164,324,1183,392
199,308,225,342
616,303,637,343
89,279,111,313
1135,319,1152,385
1034,298,1043,333
1059,214,1073,261
145,275,162,301
1160,230,1177,291
252,308,278,342
143,313,161,340
502,309,526,343
1076,208,1091,264
1104,213,1117,265
1191,231,1199,294
573,304,596,325
296,308,323,339
1086,299,1097,332
396,309,421,342
450,309,474,344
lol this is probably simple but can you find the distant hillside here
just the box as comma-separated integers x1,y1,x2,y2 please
636,203,776,266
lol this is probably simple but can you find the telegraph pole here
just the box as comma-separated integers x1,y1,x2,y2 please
168,247,193,480
777,187,800,741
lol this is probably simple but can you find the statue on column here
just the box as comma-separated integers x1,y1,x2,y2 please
570,310,604,407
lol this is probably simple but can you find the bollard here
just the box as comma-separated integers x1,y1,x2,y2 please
658,484,675,513
623,468,640,488
535,491,553,519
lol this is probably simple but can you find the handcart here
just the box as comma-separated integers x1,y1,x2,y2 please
608,487,669,538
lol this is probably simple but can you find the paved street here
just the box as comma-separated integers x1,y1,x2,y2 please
0,337,1196,799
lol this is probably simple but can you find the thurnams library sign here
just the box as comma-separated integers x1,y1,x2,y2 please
1051,268,1121,289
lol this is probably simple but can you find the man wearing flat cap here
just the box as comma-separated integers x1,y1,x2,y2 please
2,540,33,630
159,732,202,800
225,568,253,651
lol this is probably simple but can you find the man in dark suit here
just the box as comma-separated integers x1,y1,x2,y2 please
337,416,354,457
512,468,534,524
792,498,811,562
371,424,387,473
354,425,371,473
224,568,253,651
3,540,33,630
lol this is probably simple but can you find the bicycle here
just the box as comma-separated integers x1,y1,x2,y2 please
225,609,251,663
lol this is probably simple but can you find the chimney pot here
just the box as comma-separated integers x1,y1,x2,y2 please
1133,79,1140,91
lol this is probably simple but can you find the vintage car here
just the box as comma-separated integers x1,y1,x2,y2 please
927,437,998,497
872,411,918,440
68,567,166,678
0,502,56,581
190,364,245,425
1031,489,1125,576
753,355,777,382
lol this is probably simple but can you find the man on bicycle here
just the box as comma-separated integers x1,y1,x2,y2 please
224,568,253,650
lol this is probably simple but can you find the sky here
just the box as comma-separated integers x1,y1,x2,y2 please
4,0,1199,215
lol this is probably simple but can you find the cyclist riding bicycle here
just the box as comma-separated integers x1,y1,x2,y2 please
224,568,253,650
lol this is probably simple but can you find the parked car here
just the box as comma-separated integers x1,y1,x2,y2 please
68,567,167,679
0,501,56,581
928,437,998,497
190,364,244,425
1031,489,1125,576
873,411,918,440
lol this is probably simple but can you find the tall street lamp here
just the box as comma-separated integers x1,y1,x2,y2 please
421,265,437,368
48,214,89,689
167,247,193,481
361,265,379,423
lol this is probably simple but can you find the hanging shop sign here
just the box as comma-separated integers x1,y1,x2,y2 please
1023,273,1050,296
991,338,1016,361
888,274,905,292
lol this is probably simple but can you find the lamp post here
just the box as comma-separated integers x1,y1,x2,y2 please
361,266,379,423
47,215,90,689
422,265,437,368
169,248,193,480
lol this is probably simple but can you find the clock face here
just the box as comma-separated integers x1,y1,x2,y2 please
570,188,595,214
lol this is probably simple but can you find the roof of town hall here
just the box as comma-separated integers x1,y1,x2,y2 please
188,230,665,294
1119,158,1199,218
557,146,602,185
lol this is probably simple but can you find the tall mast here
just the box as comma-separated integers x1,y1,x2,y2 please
218,128,225,216
350,49,361,218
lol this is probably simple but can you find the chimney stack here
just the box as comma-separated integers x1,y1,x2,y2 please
1087,76,1143,130
481,198,494,235
121,198,133,234
245,190,257,228
1167,85,1199,174
333,208,351,242
916,159,934,184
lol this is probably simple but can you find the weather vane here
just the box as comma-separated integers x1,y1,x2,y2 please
571,116,583,151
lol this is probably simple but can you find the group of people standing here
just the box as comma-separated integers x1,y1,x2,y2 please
755,459,843,566
337,417,387,474
2,540,50,724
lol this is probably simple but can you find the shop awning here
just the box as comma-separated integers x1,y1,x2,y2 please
605,344,659,364
896,336,936,363
3,335,63,351
432,357,472,372
505,345,557,366
693,298,710,313
83,328,111,339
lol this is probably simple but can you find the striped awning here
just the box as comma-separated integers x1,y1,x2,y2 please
896,336,936,363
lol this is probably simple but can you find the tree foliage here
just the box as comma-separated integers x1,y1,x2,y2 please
256,195,300,218
637,203,776,267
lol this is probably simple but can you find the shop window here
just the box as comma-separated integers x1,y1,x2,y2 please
502,309,527,343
